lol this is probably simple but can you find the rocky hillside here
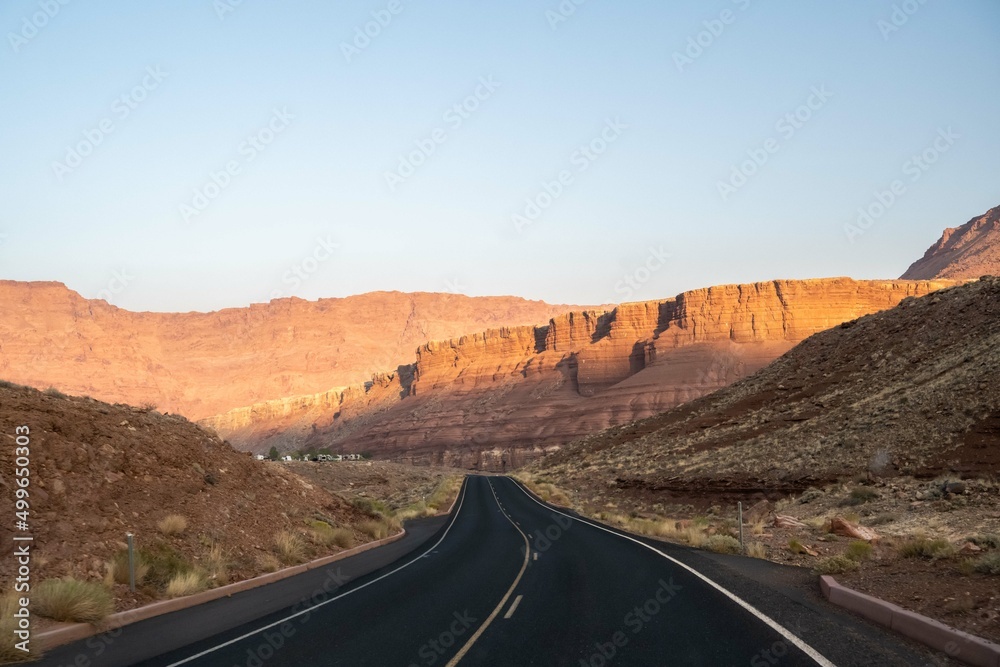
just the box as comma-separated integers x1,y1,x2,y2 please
0,382,373,610
902,204,1000,279
529,276,1000,499
205,278,956,469
0,283,589,420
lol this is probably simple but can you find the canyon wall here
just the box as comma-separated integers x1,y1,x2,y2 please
205,278,957,468
902,205,1000,280
0,282,591,420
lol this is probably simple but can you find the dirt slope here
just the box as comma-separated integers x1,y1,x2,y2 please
0,383,371,611
531,276,1000,496
902,204,1000,279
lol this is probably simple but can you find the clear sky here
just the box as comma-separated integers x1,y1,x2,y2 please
1,1,997,312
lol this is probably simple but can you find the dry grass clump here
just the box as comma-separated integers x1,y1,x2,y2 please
33,578,113,623
165,571,208,598
104,550,150,587
684,526,708,548
157,514,188,536
357,518,399,541
967,534,1000,550
814,555,859,575
971,552,1000,575
898,536,955,560
706,535,741,554
274,531,306,565
205,543,229,585
746,542,767,559
426,476,464,513
845,540,873,562
258,553,282,573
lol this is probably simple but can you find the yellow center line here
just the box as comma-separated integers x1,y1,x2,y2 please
446,479,530,667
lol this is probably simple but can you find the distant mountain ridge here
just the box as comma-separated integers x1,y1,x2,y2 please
0,282,593,420
902,204,1000,279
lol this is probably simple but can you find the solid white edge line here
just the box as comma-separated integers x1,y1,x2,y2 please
444,478,531,667
165,478,471,667
506,478,837,667
503,595,524,620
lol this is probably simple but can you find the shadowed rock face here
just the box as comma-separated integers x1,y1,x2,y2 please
902,204,1000,280
204,278,957,469
0,282,592,420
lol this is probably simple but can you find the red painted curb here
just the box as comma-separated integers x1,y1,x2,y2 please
35,530,406,653
820,575,1000,667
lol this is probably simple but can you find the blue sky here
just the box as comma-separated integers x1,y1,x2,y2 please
1,0,997,312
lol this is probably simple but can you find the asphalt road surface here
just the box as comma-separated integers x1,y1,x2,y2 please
37,476,945,666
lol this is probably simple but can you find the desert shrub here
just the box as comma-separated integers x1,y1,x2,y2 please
866,513,899,526
274,531,305,565
967,534,1000,550
845,540,873,562
395,502,430,522
814,555,859,575
307,519,335,545
788,538,806,555
684,526,707,548
972,552,1000,575
157,514,188,536
706,535,742,554
165,571,207,598
205,543,229,585
842,487,879,506
351,497,392,519
750,520,765,536
43,386,68,398
139,542,193,589
258,553,282,573
330,528,355,549
746,542,767,559
104,550,150,587
798,488,824,504
33,578,113,623
898,536,955,560
357,518,399,540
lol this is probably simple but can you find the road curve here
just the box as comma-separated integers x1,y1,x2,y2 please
37,476,942,666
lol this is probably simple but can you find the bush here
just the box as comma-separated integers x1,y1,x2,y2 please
165,571,207,598
330,528,355,549
274,531,305,565
43,387,68,398
157,514,188,536
845,540,873,562
357,519,396,540
33,578,113,623
104,550,150,587
140,542,194,589
0,595,26,662
972,552,1000,575
842,487,879,506
426,476,463,512
898,536,955,560
746,542,767,559
352,497,392,519
815,555,859,575
706,535,742,554
788,539,806,555
205,543,229,586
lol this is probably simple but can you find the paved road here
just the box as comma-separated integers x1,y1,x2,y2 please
39,476,945,666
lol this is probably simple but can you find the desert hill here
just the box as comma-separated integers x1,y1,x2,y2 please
205,278,956,468
0,282,590,420
528,276,1000,499
902,204,1000,279
0,382,374,609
